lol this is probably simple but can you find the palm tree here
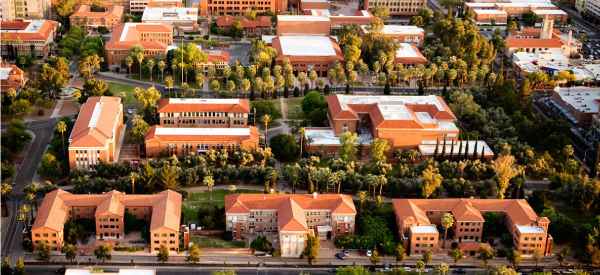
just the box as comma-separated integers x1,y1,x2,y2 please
124,56,133,76
440,213,454,248
129,172,139,194
1,183,12,217
407,149,421,165
18,204,31,230
147,59,155,82
136,52,144,79
242,79,251,99
57,121,67,156
17,213,28,233
357,190,368,212
375,195,385,208
25,193,37,214
260,114,272,148
158,61,166,83
298,127,306,157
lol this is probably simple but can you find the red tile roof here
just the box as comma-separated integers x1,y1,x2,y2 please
0,61,27,92
0,19,59,41
506,38,565,48
157,98,250,113
225,194,357,215
205,50,230,64
32,190,181,232
105,23,173,50
69,97,122,148
70,5,124,20
145,125,260,143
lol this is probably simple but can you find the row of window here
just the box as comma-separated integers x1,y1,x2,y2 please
459,228,480,232
415,243,434,247
98,218,119,222
35,233,57,237
154,240,176,244
154,233,176,237
75,150,100,154
99,225,119,229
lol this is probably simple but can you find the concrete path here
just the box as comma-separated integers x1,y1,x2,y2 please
50,100,64,118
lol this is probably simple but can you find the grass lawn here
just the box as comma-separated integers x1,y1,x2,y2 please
127,75,204,89
189,236,245,248
182,189,263,223
106,82,137,104
551,200,596,224
282,98,305,119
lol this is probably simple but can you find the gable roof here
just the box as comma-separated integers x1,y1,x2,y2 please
156,98,250,113
32,190,182,233
70,5,125,20
0,19,60,41
506,38,565,48
105,23,173,51
278,198,309,231
69,97,122,148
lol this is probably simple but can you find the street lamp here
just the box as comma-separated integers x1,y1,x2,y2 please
294,265,302,275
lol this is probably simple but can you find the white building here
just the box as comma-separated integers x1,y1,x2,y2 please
141,7,198,32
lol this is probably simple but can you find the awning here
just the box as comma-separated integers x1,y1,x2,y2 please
317,226,332,232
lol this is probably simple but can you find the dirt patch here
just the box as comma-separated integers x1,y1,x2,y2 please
59,100,79,116
29,101,56,120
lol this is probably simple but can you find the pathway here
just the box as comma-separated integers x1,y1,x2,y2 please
50,100,64,118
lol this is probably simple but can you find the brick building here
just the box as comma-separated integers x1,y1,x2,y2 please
68,97,123,171
216,16,272,35
197,0,287,16
277,15,332,36
0,60,27,94
157,98,250,128
69,5,125,32
472,9,508,24
305,95,464,158
0,0,51,20
392,199,552,256
394,43,428,67
225,193,357,257
31,190,181,252
105,23,173,70
299,0,329,10
0,19,60,58
131,0,183,13
271,35,344,77
141,7,198,33
145,125,260,157
359,0,425,16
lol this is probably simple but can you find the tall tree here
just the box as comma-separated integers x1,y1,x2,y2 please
94,243,112,263
157,244,169,263
339,132,358,162
186,244,202,263
300,233,319,265
440,213,454,248
156,164,180,190
477,244,496,266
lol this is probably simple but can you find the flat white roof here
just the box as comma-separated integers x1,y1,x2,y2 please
118,23,170,41
396,43,421,58
142,7,198,21
335,95,448,121
262,35,276,44
278,36,336,56
516,226,546,234
166,98,241,104
533,9,568,15
465,3,495,7
572,68,595,81
554,88,600,113
473,9,508,14
362,25,424,35
65,269,156,275
411,225,438,234
155,127,251,136
418,140,494,156
497,2,555,7
584,64,600,78
305,128,373,146
2,20,46,33
0,67,12,80
277,15,330,21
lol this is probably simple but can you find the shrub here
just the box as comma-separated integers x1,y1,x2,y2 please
176,189,188,199
113,246,143,252
496,248,507,258
272,249,281,258
40,99,55,109
222,231,233,241
38,109,44,116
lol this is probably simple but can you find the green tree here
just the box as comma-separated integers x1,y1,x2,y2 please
37,153,62,181
477,244,496,266
251,100,282,119
250,236,272,252
506,249,521,266
421,165,442,198
61,244,77,263
165,76,174,93
433,262,449,275
124,56,133,76
492,154,521,199
395,245,406,266
449,248,463,266
229,21,244,40
448,89,480,120
373,6,390,21
9,99,31,116
270,134,300,161
532,247,541,267
300,233,319,265
156,164,180,190
440,213,454,248
482,266,518,275
339,132,358,162
37,241,50,262
422,250,433,267
370,138,390,163
416,261,426,275
186,244,202,263
13,257,26,275
94,243,112,263
557,246,570,266
370,249,381,264
157,244,169,263
1,258,11,275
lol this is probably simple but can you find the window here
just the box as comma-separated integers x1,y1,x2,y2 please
154,233,159,237
52,233,56,237
170,234,175,237
162,234,167,237
35,233,40,237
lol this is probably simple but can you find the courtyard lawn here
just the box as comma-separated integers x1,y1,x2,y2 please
189,236,245,248
552,200,596,224
182,189,263,223
106,82,138,104
283,97,305,119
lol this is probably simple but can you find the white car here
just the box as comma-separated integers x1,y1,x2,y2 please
404,267,411,272
366,249,372,257
127,109,133,114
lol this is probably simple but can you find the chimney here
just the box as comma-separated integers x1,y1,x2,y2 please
313,192,318,199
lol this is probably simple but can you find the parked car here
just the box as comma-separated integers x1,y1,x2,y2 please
329,268,340,273
335,253,345,260
381,267,392,272
344,250,349,257
562,270,574,274
366,249,372,257
127,109,133,114
452,269,467,274
404,267,412,272
422,269,429,273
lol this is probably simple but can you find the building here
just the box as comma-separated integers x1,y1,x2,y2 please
394,43,428,67
392,199,552,256
418,140,494,163
305,94,459,157
505,38,568,57
65,268,156,275
0,0,51,20
277,15,332,35
157,98,250,128
105,23,173,70
511,50,569,79
361,25,424,46
141,7,198,33
0,19,60,58
0,60,27,94
80,0,129,11
550,87,600,126
31,189,181,252
472,9,508,24
587,0,600,20
271,35,344,77
533,9,568,21
131,0,183,13
327,10,381,35
197,0,287,16
225,193,357,257
216,16,272,35
359,0,425,16
299,0,329,10
577,0,588,12
505,14,578,57
68,97,123,171
69,5,125,32
145,125,259,157
199,50,230,75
